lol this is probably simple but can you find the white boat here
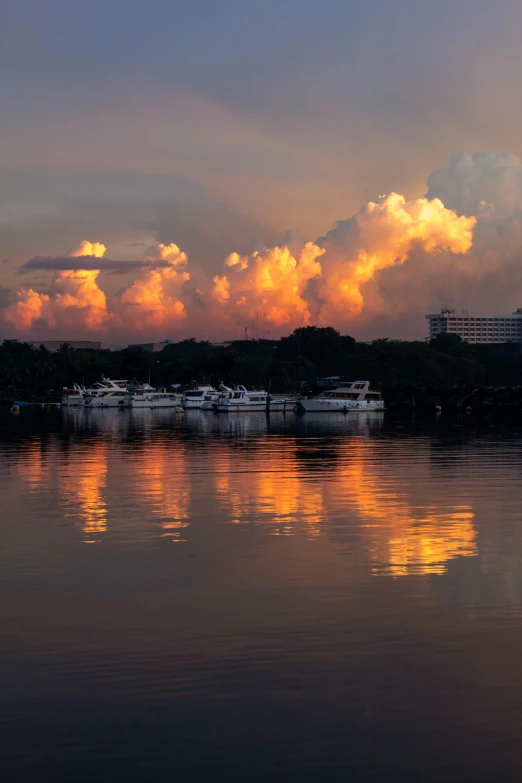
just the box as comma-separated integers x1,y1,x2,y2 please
183,384,220,409
83,379,131,408
61,384,86,406
125,391,183,409
62,379,130,407
297,380,385,412
215,385,294,412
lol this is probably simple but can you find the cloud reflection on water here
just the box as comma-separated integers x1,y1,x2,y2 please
14,410,477,574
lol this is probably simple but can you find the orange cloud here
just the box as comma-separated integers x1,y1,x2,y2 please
212,241,325,330
4,239,110,332
318,193,476,321
68,240,107,258
117,242,190,331
1,192,476,338
4,288,55,330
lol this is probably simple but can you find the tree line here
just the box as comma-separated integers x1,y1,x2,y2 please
1,327,521,401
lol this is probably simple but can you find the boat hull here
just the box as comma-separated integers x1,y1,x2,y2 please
85,398,127,408
297,399,384,412
131,400,182,409
216,403,267,412
216,400,293,412
183,395,219,409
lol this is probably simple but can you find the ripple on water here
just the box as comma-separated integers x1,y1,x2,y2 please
3,409,522,780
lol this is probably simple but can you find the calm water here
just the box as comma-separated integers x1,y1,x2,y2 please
2,408,522,781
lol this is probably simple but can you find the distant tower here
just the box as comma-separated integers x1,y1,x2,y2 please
244,326,248,340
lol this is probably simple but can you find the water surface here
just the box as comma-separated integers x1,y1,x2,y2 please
2,408,522,781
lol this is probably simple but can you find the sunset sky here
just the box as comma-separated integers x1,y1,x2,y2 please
2,0,522,341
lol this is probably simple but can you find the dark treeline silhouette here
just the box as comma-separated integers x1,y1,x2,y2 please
1,327,521,401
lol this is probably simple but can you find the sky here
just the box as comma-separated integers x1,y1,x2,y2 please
2,0,522,341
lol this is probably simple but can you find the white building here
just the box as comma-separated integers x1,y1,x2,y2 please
426,308,522,344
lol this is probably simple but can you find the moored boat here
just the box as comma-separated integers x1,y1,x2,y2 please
125,390,183,409
215,385,295,412
83,379,130,408
61,384,86,406
183,384,220,409
297,381,384,412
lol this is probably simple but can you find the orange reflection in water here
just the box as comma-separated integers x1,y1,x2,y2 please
17,439,50,492
130,442,189,541
330,441,477,576
214,436,476,574
377,508,476,576
17,425,477,572
214,440,326,538
61,441,108,542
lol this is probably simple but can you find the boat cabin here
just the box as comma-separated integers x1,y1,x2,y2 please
318,381,382,402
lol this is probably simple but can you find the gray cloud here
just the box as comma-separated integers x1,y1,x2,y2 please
20,256,155,274
144,196,279,273
426,151,522,218
0,168,278,277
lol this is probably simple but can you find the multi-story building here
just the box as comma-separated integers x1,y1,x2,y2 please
426,308,522,344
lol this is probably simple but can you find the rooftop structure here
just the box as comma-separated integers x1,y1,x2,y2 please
128,340,174,352
426,308,522,344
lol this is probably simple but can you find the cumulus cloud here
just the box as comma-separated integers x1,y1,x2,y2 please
348,153,522,338
116,243,190,332
426,151,522,218
68,240,106,258
1,193,474,339
5,288,55,331
11,149,522,341
211,241,325,332
3,242,110,333
141,243,188,265
317,193,475,323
